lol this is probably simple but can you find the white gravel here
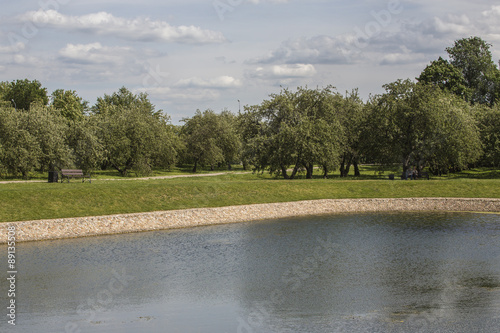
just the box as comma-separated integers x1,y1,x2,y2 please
1,198,499,243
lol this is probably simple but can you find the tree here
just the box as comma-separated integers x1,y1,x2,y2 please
51,89,88,121
92,87,177,176
0,103,72,178
27,103,73,172
337,89,367,177
92,87,155,115
417,57,469,100
218,110,241,170
1,79,49,111
446,36,500,105
475,104,500,167
237,105,263,171
243,86,344,179
0,106,41,178
366,79,482,175
181,109,239,172
65,115,104,173
97,104,177,176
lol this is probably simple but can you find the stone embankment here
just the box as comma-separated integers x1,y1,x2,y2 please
1,198,499,243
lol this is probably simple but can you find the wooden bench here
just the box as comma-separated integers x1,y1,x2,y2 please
60,169,91,183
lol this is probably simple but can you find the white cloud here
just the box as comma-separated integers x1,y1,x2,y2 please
175,76,242,89
0,42,26,54
246,64,317,86
12,54,43,66
248,36,353,65
59,43,132,64
249,5,500,69
21,10,227,44
380,52,428,66
272,64,317,77
421,14,473,36
139,86,220,102
482,5,500,17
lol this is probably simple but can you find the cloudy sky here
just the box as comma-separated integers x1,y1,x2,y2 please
1,0,499,122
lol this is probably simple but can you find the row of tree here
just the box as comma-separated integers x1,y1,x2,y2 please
0,36,499,179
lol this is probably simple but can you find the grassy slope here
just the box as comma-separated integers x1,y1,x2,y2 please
1,172,499,222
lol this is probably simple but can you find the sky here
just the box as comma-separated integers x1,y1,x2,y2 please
1,0,500,123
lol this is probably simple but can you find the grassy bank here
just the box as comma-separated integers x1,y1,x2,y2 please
1,172,499,222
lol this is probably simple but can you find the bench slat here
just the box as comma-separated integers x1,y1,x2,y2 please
60,169,91,183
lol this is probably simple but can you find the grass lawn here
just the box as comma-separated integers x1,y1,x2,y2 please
1,170,499,222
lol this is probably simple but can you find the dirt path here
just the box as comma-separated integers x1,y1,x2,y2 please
0,171,250,184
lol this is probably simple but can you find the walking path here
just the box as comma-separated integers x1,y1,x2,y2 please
0,171,247,184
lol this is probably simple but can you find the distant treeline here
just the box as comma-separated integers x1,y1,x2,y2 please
1,36,499,179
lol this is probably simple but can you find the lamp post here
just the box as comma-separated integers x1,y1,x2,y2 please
238,99,241,113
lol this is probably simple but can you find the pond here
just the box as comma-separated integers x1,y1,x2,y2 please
1,212,500,332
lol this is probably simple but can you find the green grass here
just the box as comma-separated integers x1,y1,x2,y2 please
1,171,499,222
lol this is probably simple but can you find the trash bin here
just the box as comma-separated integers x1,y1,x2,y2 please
48,171,58,183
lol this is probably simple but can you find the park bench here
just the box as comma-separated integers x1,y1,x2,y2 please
60,169,91,183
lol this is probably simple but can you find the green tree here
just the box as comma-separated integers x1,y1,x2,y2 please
92,87,155,115
28,103,73,172
237,105,263,171
243,86,344,179
0,106,41,178
218,110,241,170
417,57,469,99
337,89,367,177
1,79,49,111
97,104,177,176
0,104,72,178
181,109,239,173
446,36,500,105
51,89,88,121
475,104,500,167
92,87,176,176
367,79,482,175
65,115,104,173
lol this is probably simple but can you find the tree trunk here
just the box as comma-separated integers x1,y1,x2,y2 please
227,162,232,170
305,163,313,179
345,161,352,176
281,164,289,179
353,159,360,177
192,160,198,173
340,154,346,177
322,165,328,179
290,164,300,179
111,162,128,177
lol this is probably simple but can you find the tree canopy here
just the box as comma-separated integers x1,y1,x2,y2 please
0,36,498,180
418,36,500,106
0,79,49,111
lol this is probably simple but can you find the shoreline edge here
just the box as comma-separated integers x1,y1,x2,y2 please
1,197,499,244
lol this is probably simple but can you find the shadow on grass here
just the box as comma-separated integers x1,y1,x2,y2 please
444,169,500,179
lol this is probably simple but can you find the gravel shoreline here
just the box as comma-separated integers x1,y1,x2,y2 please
1,198,499,244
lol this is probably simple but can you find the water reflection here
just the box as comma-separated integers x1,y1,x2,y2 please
0,212,499,332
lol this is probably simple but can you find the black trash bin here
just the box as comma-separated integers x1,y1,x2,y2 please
48,171,58,183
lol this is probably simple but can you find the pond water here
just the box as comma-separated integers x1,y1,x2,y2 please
1,212,500,333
